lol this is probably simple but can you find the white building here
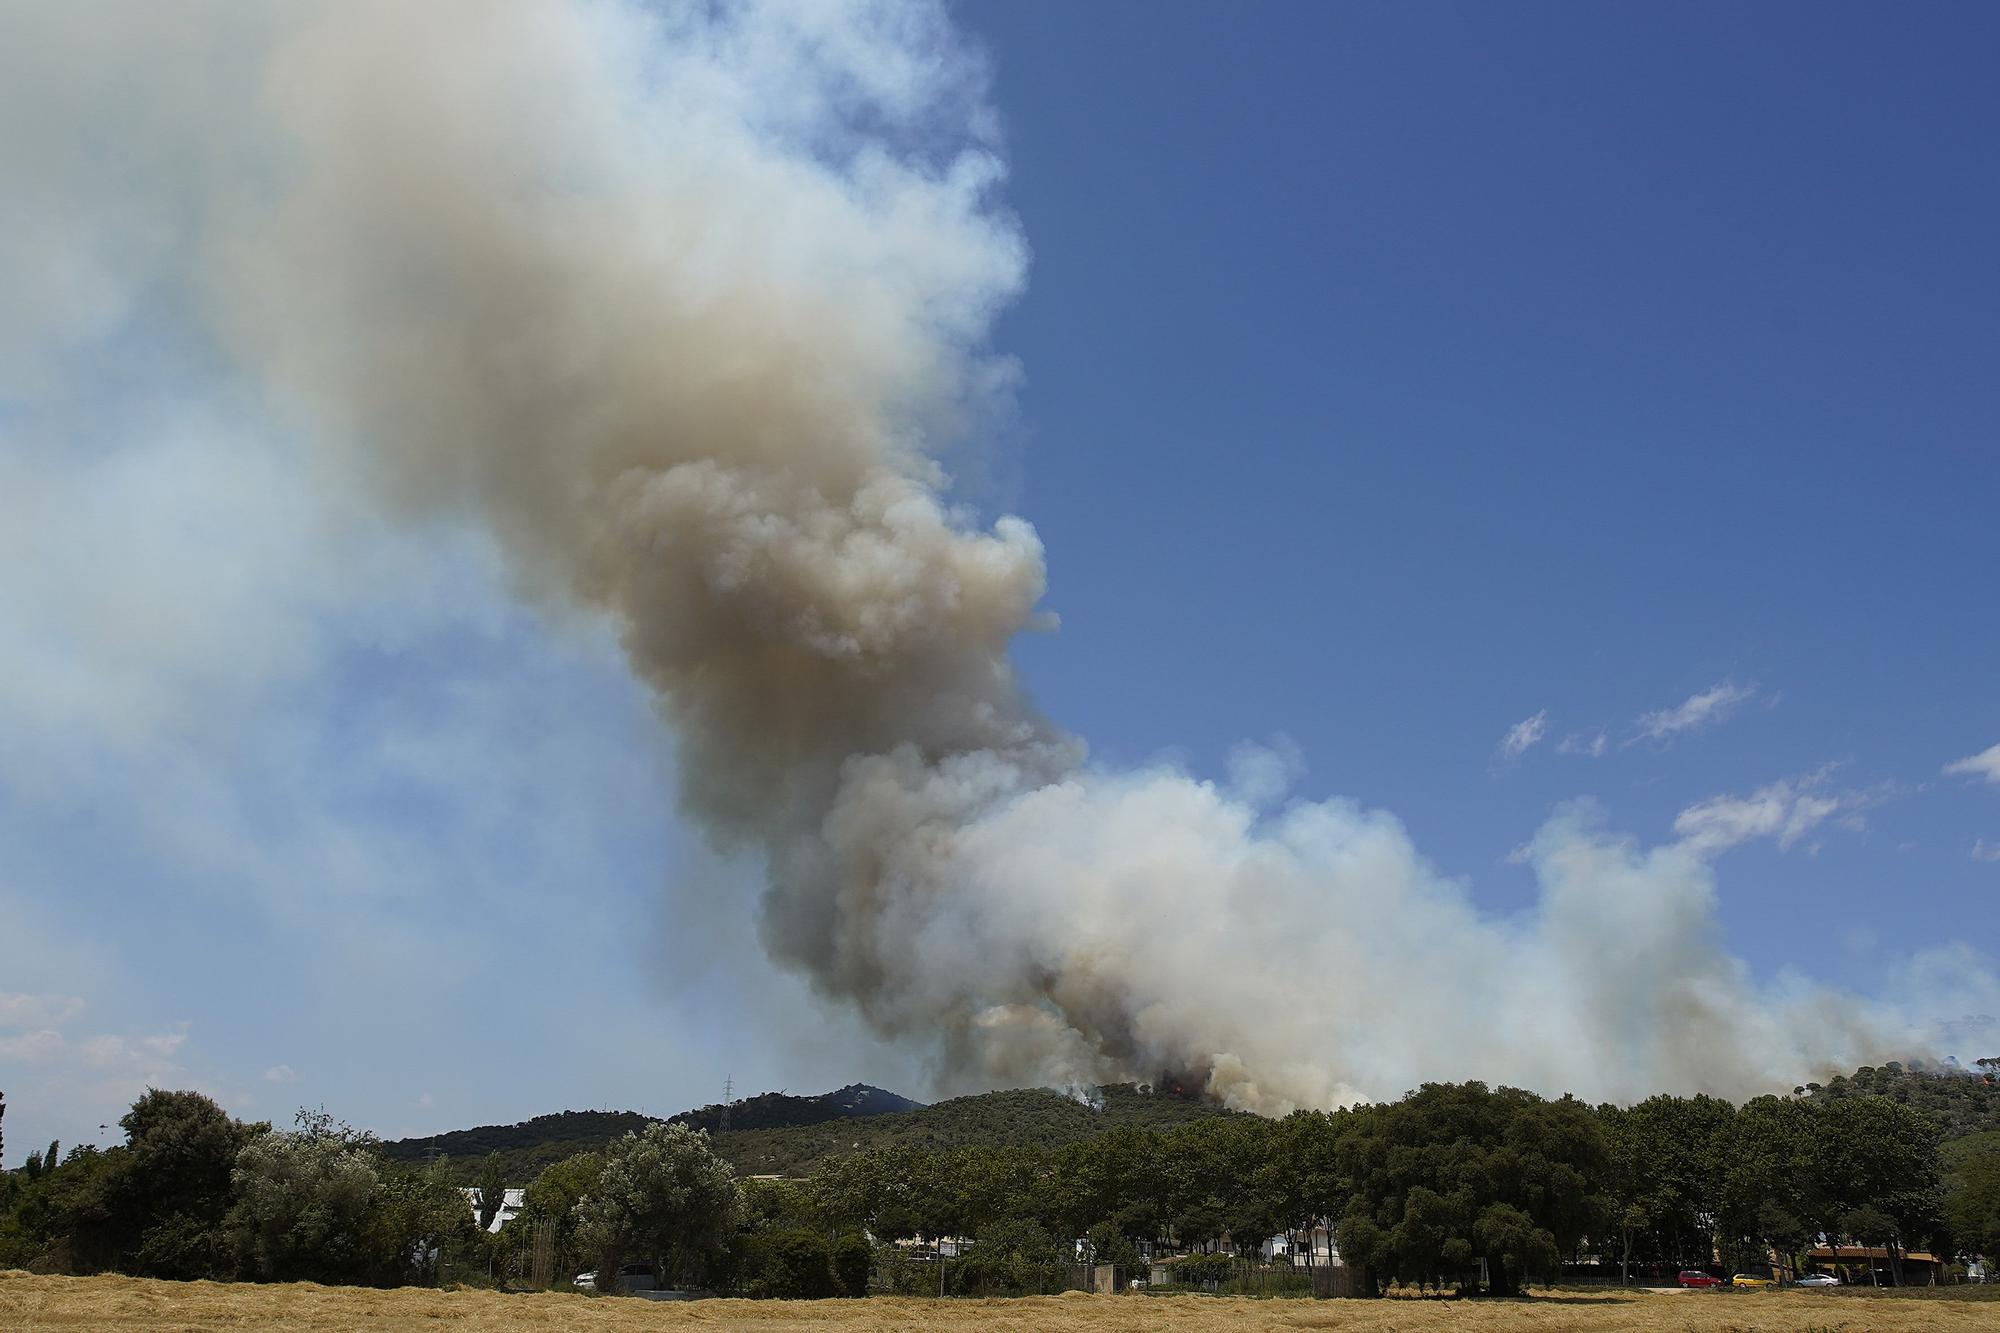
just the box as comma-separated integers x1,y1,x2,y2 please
460,1186,525,1233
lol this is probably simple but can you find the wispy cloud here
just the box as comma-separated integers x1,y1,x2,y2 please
1557,730,1607,758
0,994,192,1161
0,993,85,1027
1945,743,2000,785
1631,681,1757,744
1497,710,1548,761
1673,766,1881,856
1973,839,2000,863
263,1063,300,1083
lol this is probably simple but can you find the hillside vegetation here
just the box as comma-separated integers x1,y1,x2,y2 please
1801,1061,2000,1141
672,1083,922,1135
5,1073,1984,1300
377,1110,655,1182
386,1064,2000,1187
719,1084,1236,1177
383,1082,1234,1184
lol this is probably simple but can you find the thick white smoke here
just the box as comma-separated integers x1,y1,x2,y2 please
3,0,1977,1110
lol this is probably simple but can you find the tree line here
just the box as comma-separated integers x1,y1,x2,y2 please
3,1078,1994,1298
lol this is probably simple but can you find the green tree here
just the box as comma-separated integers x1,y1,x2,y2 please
368,1159,480,1286
226,1110,380,1283
572,1122,742,1291
1474,1201,1559,1296
117,1089,265,1279
1839,1204,1895,1287
474,1152,507,1233
828,1231,873,1296
1333,1083,1596,1296
1613,1093,1734,1271
1943,1133,2000,1262
515,1150,602,1282
33,1145,129,1273
1718,1095,1811,1273
1263,1108,1347,1266
1808,1094,1945,1261
735,1226,837,1298
961,1217,1065,1294
1157,1116,1273,1254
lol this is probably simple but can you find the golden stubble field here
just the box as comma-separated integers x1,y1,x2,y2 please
5,1272,1997,1332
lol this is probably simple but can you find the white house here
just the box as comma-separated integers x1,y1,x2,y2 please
460,1186,526,1233
1261,1225,1338,1265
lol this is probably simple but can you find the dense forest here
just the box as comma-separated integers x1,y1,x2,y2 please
4,1066,1996,1299
383,1082,1237,1184
379,1083,925,1178
1801,1060,2000,1140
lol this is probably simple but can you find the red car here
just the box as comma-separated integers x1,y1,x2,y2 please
1678,1270,1723,1288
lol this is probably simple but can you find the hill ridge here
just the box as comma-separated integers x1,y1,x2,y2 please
379,1080,1234,1183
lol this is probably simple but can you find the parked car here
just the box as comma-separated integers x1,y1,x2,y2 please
1677,1269,1723,1287
573,1264,658,1294
1731,1272,1774,1288
1794,1272,1840,1288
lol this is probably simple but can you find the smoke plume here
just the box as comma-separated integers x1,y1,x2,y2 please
3,0,1983,1110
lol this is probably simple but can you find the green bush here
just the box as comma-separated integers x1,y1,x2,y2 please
737,1226,837,1298
1220,1268,1311,1297
1165,1251,1236,1285
829,1232,872,1296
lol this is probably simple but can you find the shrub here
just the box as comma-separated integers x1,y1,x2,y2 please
737,1226,837,1298
829,1232,872,1297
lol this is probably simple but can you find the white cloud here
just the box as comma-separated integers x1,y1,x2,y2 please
0,993,85,1027
79,1029,187,1072
1632,681,1757,744
1673,768,1878,856
1973,839,2000,863
263,1063,301,1083
1557,730,1607,758
1945,743,2000,785
1497,710,1548,761
0,999,194,1163
0,1029,67,1063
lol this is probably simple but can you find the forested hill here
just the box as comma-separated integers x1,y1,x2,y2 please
382,1063,2000,1185
717,1083,1238,1177
670,1082,923,1134
1800,1060,2000,1140
378,1109,654,1175
381,1081,1234,1184
378,1083,919,1180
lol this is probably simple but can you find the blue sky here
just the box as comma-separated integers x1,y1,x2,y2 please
979,0,2000,971
1,1,1996,1162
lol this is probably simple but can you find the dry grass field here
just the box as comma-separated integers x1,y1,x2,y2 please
5,1271,1997,1332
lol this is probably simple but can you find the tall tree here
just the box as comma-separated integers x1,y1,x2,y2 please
117,1088,265,1278
475,1152,508,1232
1333,1083,1601,1296
572,1122,742,1291
226,1110,381,1283
1943,1133,2000,1263
516,1151,603,1282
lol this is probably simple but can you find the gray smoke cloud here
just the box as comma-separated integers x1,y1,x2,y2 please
4,0,1987,1111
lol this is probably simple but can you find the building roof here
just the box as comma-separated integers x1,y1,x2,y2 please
1804,1246,1940,1262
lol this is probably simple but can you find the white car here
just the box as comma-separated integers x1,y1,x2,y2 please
574,1264,659,1294
1794,1273,1840,1288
